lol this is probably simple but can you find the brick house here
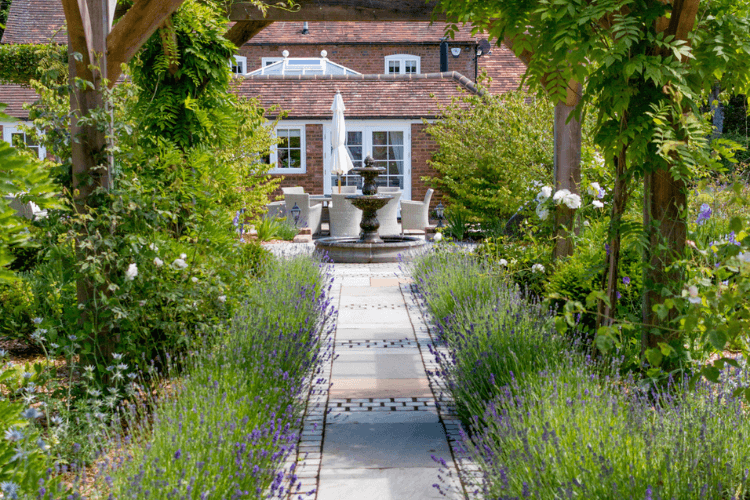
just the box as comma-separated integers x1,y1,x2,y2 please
1,3,527,209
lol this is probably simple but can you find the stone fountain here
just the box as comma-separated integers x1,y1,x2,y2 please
314,156,426,263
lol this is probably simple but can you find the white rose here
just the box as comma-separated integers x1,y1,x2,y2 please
532,263,545,273
536,186,553,203
125,263,138,281
553,189,570,203
149,243,159,252
499,259,508,266
562,193,582,209
218,295,227,303
191,277,198,283
172,258,188,270
592,200,604,208
153,257,163,267
180,253,187,259
433,233,443,242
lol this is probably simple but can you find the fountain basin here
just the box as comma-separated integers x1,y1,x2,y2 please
315,235,426,263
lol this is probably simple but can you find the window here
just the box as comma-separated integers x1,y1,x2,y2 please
385,54,420,75
249,57,360,76
269,126,305,174
232,55,247,75
328,126,407,193
2,123,45,160
262,57,283,67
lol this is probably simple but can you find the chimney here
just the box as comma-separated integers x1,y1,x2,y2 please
440,39,449,72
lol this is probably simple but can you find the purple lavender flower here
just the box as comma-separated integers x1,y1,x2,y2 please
696,203,711,225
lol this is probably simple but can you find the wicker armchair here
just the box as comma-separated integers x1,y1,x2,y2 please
375,192,401,236
329,193,362,238
284,193,322,235
400,189,434,233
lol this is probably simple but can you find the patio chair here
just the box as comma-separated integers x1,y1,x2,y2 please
281,186,305,195
377,186,401,194
329,193,362,238
264,201,286,220
400,188,434,233
284,193,322,235
334,185,357,194
376,191,401,236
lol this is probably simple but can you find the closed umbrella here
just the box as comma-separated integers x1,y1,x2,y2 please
331,91,354,193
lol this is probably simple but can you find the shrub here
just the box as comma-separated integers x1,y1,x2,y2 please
424,89,554,223
0,280,36,340
106,256,332,499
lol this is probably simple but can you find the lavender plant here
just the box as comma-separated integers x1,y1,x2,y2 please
104,256,333,499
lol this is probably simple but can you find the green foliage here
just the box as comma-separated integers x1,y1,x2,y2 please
0,105,59,283
424,90,553,222
107,256,328,499
255,216,298,242
0,280,35,340
475,236,552,298
722,94,748,136
0,43,67,85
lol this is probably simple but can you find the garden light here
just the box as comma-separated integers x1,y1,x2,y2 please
435,202,445,228
290,202,301,224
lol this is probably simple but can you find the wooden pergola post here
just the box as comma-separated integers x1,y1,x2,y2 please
553,83,582,259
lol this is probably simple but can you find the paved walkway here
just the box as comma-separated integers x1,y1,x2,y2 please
291,263,467,500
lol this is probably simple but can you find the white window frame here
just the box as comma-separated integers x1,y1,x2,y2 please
384,54,421,75
232,55,247,75
2,122,46,160
262,57,283,67
269,123,306,174
323,120,411,200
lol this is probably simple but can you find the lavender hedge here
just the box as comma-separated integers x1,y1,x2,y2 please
412,251,750,499
104,256,334,499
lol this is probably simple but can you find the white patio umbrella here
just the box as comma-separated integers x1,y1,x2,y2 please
331,91,354,193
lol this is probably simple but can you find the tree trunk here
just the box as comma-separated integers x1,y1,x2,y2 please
552,85,583,259
642,167,687,349
64,0,113,363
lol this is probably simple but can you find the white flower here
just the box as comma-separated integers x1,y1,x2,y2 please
553,189,570,203
499,259,508,266
433,233,443,242
739,251,750,263
124,263,138,281
583,220,591,227
687,285,701,304
172,258,188,269
191,277,198,283
218,295,227,303
536,186,553,203
149,243,158,252
587,182,602,197
536,204,549,221
592,200,604,208
180,253,187,259
532,263,545,273
154,257,163,267
562,193,582,209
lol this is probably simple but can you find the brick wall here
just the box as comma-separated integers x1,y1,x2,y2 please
271,124,324,199
410,123,443,211
240,43,478,78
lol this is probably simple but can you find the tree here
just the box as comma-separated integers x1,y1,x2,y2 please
436,0,750,348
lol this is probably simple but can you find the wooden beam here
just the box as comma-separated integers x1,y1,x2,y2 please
229,0,443,22
106,0,186,86
225,20,273,47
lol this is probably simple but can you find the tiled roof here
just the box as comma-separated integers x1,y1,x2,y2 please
233,72,478,119
478,44,527,94
244,22,478,45
1,0,67,44
0,84,39,120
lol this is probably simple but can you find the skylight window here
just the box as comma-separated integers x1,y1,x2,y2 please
247,51,360,77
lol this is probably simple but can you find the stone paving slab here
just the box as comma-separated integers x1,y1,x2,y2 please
337,307,412,326
335,327,416,341
317,468,464,500
321,422,453,468
340,285,402,296
330,378,434,398
327,408,440,425
331,350,426,379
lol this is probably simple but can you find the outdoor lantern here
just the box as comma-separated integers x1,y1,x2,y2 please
435,202,445,228
290,202,301,225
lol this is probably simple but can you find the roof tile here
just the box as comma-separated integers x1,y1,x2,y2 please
0,84,39,120
2,0,67,44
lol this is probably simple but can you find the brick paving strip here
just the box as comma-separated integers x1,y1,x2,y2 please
284,262,470,500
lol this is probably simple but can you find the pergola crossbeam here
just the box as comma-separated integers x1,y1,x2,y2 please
229,0,443,22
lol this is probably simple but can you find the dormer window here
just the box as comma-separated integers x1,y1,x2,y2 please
232,55,247,75
385,55,420,75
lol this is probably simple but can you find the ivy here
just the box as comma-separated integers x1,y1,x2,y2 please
0,43,67,85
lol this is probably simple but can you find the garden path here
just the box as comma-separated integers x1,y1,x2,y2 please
292,263,467,500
